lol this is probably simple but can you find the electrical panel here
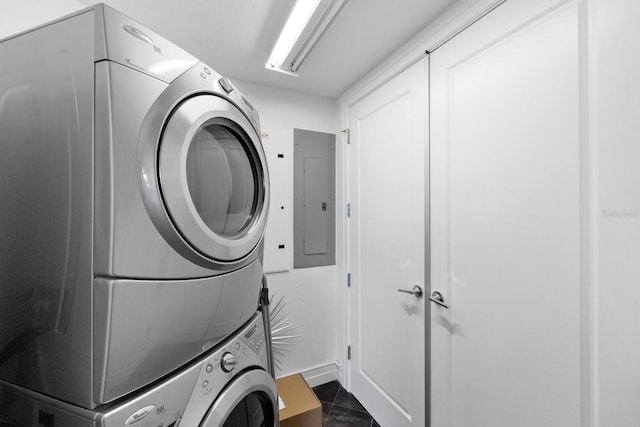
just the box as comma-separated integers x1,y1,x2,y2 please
293,129,335,268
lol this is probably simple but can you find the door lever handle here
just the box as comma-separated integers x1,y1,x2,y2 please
429,291,449,309
397,284,423,298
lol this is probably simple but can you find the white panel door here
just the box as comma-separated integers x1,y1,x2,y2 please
430,0,588,426
348,60,427,427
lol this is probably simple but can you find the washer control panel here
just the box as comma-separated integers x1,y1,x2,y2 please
220,352,237,372
198,315,266,394
178,312,269,425
98,312,267,427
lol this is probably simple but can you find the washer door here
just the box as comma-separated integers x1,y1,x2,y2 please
158,95,268,263
201,369,278,427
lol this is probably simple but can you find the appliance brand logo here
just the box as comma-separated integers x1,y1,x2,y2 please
124,405,156,425
602,208,640,219
122,24,154,45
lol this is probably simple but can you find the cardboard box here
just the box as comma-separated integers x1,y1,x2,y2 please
276,374,322,427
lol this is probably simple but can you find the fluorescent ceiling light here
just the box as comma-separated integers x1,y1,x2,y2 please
268,0,321,71
266,0,348,76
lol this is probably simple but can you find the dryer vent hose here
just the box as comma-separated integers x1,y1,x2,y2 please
261,275,276,377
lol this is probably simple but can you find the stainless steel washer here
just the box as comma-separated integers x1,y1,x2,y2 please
0,312,279,427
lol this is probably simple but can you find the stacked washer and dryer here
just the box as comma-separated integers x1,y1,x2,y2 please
0,4,278,426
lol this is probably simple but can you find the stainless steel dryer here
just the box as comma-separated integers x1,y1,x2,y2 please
0,2,272,414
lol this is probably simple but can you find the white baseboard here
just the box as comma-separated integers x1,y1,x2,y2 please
301,361,341,388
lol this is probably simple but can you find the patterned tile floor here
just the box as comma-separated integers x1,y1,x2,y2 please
312,381,381,427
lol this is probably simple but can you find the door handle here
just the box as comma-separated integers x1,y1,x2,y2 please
429,291,449,309
397,284,423,298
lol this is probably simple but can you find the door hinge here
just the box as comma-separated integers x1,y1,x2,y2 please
341,128,350,144
347,345,351,360
347,273,351,288
347,203,351,218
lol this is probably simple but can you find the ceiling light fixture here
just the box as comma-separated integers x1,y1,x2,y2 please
266,0,348,77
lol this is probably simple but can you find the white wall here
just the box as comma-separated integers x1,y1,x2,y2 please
0,0,84,40
233,80,343,384
593,0,640,423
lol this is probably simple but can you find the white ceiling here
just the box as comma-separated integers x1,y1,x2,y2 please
75,0,457,98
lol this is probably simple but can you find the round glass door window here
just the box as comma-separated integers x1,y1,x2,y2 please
220,391,274,426
200,370,278,426
186,123,257,238
158,95,268,263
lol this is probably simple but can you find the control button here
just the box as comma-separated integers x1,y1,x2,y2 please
206,364,213,373
221,352,237,373
236,343,240,350
218,77,234,94
202,380,209,388
200,72,206,79
204,67,210,75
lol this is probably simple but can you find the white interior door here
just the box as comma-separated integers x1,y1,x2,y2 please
430,0,588,426
348,60,427,427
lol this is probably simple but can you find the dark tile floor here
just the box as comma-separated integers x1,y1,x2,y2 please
312,381,381,427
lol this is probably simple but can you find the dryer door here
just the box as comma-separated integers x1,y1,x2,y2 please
201,369,278,427
157,95,269,263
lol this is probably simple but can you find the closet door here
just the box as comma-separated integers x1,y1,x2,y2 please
348,59,427,427
430,0,589,426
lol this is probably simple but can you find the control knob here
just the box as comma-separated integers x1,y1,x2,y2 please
221,352,237,373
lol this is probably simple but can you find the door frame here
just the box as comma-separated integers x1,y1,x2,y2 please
344,57,428,426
